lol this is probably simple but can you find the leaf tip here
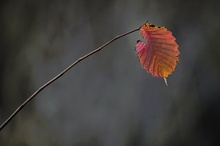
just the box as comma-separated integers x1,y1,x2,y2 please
164,78,168,86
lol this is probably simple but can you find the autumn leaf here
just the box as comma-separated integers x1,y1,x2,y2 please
136,23,180,85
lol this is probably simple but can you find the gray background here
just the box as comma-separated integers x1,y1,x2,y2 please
1,0,220,145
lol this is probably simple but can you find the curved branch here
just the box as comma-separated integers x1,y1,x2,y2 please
0,26,140,131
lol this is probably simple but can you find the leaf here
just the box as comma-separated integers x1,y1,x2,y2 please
136,23,180,85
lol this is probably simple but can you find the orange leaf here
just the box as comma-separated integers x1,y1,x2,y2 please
136,23,180,85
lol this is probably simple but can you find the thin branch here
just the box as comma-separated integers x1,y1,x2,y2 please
0,26,140,131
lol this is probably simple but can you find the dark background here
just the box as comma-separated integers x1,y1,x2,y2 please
1,0,220,145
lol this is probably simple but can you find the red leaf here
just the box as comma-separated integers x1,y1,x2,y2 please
136,23,180,85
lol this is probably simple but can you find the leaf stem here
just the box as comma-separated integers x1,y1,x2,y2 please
0,26,140,131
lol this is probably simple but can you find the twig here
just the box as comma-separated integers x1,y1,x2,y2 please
0,26,140,131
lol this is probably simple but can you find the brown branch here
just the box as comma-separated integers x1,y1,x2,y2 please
0,26,140,131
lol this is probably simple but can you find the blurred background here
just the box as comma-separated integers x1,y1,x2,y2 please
0,0,220,145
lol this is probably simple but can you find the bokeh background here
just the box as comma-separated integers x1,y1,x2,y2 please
1,0,220,145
